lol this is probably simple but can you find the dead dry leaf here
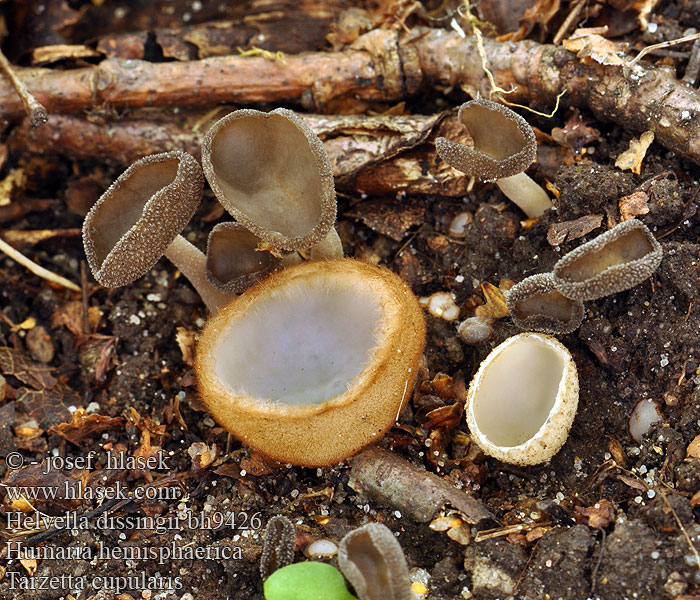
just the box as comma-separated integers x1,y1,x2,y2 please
19,558,37,576
615,131,654,174
239,451,285,477
1,461,86,512
15,383,76,428
76,334,117,385
690,490,700,508
421,403,463,430
0,169,26,207
446,522,471,545
551,110,600,152
346,198,425,241
575,499,616,528
474,282,509,319
547,214,603,246
619,191,650,221
687,433,700,459
48,408,124,445
563,27,630,65
0,346,56,389
1,228,81,251
30,44,101,65
51,300,86,335
188,441,217,470
176,327,196,366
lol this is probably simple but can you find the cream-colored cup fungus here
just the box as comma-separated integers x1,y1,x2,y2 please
552,219,663,301
466,332,579,465
82,151,232,313
338,523,413,600
201,107,342,258
195,258,426,466
506,273,585,335
435,98,552,218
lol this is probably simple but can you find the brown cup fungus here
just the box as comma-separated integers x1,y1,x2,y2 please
338,523,413,600
466,332,579,465
206,222,285,295
436,98,552,218
552,219,663,301
82,151,231,313
195,258,426,466
201,108,342,258
506,273,585,335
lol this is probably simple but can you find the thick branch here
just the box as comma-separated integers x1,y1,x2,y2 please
0,29,419,118
2,28,700,164
415,29,700,167
12,111,470,196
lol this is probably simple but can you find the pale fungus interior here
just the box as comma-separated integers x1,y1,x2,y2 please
473,337,564,446
207,226,272,284
558,228,654,282
90,159,178,267
513,290,576,322
214,281,383,405
460,103,526,160
209,114,323,238
345,533,389,600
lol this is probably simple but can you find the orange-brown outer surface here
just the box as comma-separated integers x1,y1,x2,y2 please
195,258,426,466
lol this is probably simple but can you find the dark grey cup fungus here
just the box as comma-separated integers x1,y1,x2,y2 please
259,515,295,580
435,98,552,218
507,273,585,335
338,523,413,600
82,151,232,313
552,219,663,301
206,222,284,295
201,108,342,258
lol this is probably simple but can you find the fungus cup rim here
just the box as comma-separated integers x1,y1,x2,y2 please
205,221,282,295
83,150,203,287
552,219,663,301
436,97,537,181
201,107,336,252
506,272,585,335
465,332,579,465
195,258,426,466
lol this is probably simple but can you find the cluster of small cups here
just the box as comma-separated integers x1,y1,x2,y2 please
82,108,427,467
82,108,343,314
437,98,664,465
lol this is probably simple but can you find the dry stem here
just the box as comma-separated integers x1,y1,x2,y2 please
0,48,47,128
0,237,79,291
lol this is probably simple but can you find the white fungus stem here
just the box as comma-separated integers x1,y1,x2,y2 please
496,172,552,218
165,235,233,313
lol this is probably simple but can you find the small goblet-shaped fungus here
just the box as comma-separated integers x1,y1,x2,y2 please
201,108,342,258
466,332,578,465
506,273,585,335
435,98,552,218
206,222,285,295
82,151,231,313
195,258,426,466
337,523,413,600
260,515,296,580
552,219,663,301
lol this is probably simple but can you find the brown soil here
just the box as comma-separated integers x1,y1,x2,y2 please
2,2,700,600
